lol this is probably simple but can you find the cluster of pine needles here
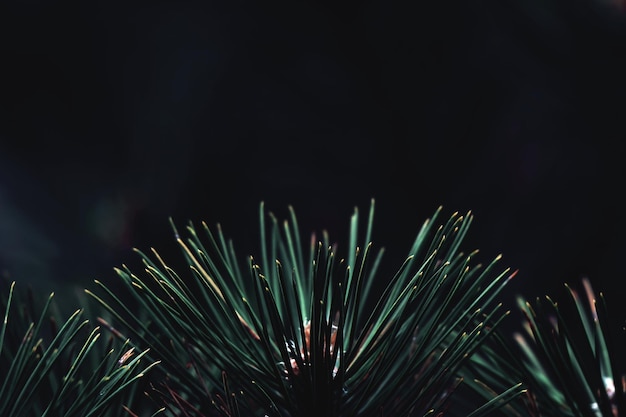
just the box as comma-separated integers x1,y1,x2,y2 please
1,200,624,416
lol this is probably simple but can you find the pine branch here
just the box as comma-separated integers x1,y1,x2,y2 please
88,200,522,416
0,278,159,417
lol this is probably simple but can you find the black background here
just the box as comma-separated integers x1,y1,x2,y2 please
1,0,626,328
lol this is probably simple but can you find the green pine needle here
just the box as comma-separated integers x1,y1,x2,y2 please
88,199,522,416
0,278,159,417
462,277,625,417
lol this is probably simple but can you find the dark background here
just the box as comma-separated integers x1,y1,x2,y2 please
1,0,625,327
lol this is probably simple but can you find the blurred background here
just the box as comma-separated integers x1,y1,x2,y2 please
1,0,625,328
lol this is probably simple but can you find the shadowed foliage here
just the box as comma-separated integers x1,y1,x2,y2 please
461,277,626,416
0,278,160,417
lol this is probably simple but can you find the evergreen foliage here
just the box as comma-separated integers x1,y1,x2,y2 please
0,279,160,416
2,200,624,416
